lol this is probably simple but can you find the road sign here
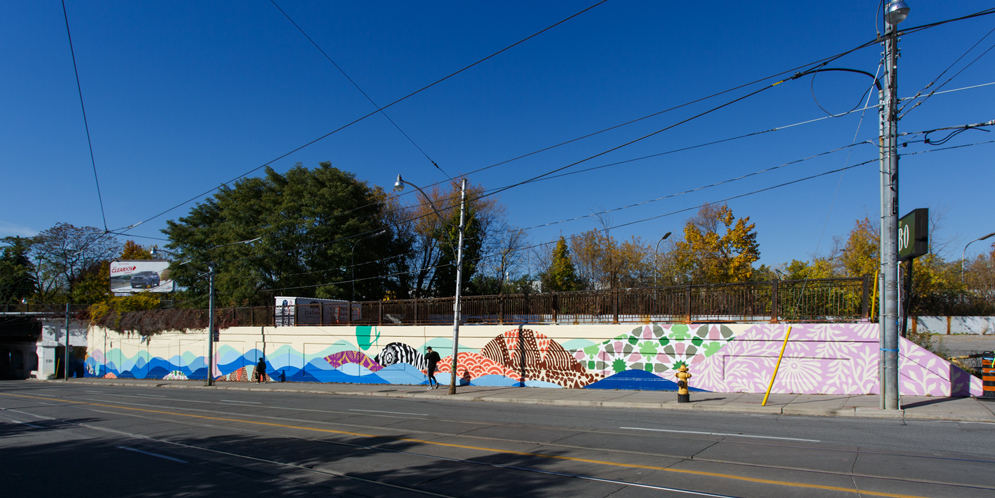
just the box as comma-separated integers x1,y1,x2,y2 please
898,208,928,261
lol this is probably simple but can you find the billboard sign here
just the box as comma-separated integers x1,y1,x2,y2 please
110,260,175,294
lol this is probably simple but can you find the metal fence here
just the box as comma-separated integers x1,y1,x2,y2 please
249,276,870,328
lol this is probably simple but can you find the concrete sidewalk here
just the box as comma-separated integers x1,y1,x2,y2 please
45,378,995,422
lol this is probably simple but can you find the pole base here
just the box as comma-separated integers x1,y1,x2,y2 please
677,393,690,403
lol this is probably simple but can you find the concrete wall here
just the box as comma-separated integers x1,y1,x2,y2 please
85,321,984,397
915,316,995,335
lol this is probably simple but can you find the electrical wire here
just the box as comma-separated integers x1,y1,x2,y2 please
246,136,995,292
268,0,451,180
110,0,610,236
900,24,995,116
61,0,108,232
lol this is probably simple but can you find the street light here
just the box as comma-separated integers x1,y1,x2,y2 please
653,232,671,288
962,232,995,284
351,230,387,303
204,236,260,386
394,174,467,395
878,0,910,411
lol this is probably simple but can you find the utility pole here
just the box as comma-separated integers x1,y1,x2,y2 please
449,178,467,395
207,262,216,386
879,1,910,411
64,303,70,381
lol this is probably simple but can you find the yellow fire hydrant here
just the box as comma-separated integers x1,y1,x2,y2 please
674,364,692,403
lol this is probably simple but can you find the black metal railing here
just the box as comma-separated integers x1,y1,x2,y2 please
267,276,870,327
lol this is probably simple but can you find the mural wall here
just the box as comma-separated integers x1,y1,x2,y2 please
85,322,984,397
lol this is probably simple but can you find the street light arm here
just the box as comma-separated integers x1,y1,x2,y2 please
394,175,460,254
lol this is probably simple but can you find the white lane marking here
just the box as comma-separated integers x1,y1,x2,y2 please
620,426,820,443
116,446,188,463
349,409,429,416
5,409,55,420
220,400,261,404
11,420,45,428
133,394,166,398
84,390,105,393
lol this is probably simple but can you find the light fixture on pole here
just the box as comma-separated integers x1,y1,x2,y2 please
962,232,995,284
654,232,671,288
879,0,910,411
204,236,260,387
394,174,467,395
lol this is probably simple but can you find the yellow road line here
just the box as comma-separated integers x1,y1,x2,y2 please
1,391,928,498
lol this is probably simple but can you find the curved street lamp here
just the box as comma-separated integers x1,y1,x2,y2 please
394,174,467,395
653,232,671,288
962,231,995,284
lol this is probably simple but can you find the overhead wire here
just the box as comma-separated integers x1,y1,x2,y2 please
222,136,995,294
110,0,610,236
61,0,108,232
268,0,451,179
900,27,995,119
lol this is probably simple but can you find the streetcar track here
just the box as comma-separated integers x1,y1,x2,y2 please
3,392,989,497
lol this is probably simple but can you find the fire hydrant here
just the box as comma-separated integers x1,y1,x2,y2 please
674,364,692,403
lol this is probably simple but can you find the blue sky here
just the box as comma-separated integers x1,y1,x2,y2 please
2,1,994,269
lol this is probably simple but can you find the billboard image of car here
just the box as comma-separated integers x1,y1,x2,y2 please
110,260,175,294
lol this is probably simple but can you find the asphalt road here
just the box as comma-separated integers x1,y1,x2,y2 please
2,381,993,498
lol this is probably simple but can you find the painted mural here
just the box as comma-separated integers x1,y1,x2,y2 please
84,322,985,397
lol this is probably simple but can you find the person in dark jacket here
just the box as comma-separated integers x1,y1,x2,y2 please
256,357,267,383
425,347,441,389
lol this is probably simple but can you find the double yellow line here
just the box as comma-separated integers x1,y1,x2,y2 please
1,391,928,498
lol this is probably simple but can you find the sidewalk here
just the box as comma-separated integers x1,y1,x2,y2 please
47,378,995,423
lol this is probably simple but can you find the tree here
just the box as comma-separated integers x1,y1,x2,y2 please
540,236,583,291
164,162,410,307
29,223,119,301
399,177,504,298
0,237,37,304
120,240,155,260
570,229,649,290
470,228,529,295
667,203,759,283
838,216,878,278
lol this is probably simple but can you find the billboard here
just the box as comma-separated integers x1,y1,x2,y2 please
110,260,175,294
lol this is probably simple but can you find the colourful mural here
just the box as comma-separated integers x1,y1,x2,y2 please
84,322,985,397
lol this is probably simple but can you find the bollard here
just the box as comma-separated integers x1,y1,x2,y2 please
674,364,692,403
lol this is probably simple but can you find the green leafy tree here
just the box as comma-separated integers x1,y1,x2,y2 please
0,237,37,304
541,236,583,291
164,162,410,307
668,204,759,283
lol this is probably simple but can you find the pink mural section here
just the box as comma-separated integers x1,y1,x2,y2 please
324,351,383,372
690,323,983,396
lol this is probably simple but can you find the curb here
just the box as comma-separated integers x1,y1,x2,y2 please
37,379,994,422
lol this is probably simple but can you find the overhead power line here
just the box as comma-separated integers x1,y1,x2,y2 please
112,0,610,235
61,0,108,232
268,0,451,179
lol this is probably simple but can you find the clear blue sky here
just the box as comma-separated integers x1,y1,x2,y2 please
3,1,994,269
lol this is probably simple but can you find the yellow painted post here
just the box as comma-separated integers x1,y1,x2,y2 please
762,326,792,406
870,270,880,319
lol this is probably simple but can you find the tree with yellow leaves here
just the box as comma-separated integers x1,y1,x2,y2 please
667,203,759,284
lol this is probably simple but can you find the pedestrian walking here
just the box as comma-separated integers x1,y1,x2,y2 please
425,347,441,389
256,357,267,383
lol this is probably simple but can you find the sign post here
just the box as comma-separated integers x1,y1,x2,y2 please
897,208,928,338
